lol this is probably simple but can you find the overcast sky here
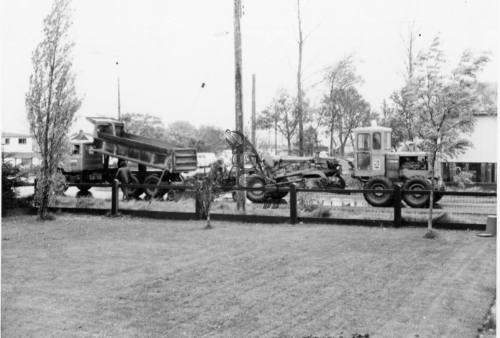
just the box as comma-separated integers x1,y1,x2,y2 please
1,0,498,134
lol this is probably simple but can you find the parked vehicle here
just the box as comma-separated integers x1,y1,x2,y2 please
224,130,345,203
61,117,197,199
351,126,445,207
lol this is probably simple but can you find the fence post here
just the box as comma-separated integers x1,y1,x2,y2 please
290,184,298,225
393,185,402,227
195,189,202,219
111,179,120,216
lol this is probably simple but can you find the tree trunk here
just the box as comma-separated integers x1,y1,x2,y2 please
274,117,278,155
427,152,436,235
338,115,344,157
329,119,335,156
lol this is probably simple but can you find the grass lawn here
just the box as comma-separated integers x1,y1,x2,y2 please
2,214,496,337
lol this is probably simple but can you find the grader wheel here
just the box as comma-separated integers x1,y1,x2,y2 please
245,175,266,203
363,176,394,207
402,176,431,208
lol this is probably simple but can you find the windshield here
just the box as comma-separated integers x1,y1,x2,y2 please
385,132,391,150
373,132,381,150
357,133,370,151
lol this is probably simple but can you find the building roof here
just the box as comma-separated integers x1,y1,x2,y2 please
86,117,124,126
2,132,32,138
70,130,94,144
2,152,38,159
352,126,392,133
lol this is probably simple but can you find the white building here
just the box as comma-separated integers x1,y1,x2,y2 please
1,132,40,168
441,115,497,184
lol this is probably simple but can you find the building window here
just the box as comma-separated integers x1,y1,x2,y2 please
4,138,10,145
18,138,27,144
72,144,81,155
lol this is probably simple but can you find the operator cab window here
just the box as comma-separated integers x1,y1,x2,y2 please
357,133,370,151
385,132,391,150
373,132,381,150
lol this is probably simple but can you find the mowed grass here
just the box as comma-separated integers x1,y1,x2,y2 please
2,215,496,338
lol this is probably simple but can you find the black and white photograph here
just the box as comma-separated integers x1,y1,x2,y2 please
1,0,497,337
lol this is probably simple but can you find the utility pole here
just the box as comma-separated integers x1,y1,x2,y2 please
296,0,304,156
251,73,256,146
116,61,121,120
233,0,245,211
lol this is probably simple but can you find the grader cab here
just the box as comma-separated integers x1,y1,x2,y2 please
352,126,444,208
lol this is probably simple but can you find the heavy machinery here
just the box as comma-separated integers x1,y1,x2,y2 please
224,130,345,203
61,117,197,199
351,126,445,207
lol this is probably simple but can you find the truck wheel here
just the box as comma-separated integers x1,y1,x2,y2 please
363,176,394,207
144,175,165,200
126,174,143,199
265,177,290,200
246,175,266,203
402,176,431,208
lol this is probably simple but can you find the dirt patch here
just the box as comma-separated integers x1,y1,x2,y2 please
2,214,495,337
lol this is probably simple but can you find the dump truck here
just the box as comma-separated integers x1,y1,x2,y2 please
61,117,197,199
351,126,445,208
224,130,345,203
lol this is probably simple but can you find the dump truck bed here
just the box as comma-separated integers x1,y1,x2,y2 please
87,117,197,173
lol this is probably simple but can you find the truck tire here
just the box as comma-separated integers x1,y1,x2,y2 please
402,176,431,208
144,175,165,200
363,176,394,207
246,175,266,203
270,177,289,200
126,174,143,199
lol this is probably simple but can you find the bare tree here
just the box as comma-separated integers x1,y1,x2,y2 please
26,0,81,219
382,25,418,146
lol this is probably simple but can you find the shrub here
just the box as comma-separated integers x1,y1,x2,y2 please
2,162,20,211
453,170,474,189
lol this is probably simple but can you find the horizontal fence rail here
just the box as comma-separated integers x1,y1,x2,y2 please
14,180,496,230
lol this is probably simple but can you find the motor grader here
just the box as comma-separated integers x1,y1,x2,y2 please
351,126,445,208
224,130,345,203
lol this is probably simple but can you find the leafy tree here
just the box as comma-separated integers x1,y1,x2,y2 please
320,86,371,156
256,108,276,153
303,126,319,156
276,92,299,155
473,82,497,116
412,36,489,236
164,121,198,148
320,55,365,156
121,113,166,140
295,105,324,156
197,125,227,153
257,90,298,155
26,0,81,219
